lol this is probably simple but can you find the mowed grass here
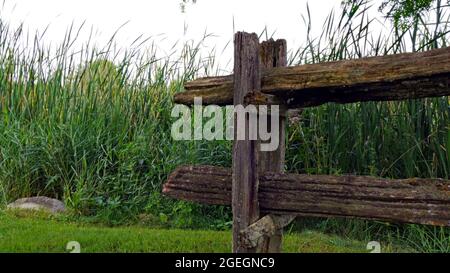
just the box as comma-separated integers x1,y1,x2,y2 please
0,211,408,253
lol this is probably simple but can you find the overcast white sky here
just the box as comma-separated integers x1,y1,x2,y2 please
0,0,382,70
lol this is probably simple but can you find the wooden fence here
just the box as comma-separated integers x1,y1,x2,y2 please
163,32,450,253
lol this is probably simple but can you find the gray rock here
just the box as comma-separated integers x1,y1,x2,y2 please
7,196,66,214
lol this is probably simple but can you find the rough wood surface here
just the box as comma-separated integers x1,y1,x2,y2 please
176,46,450,108
258,39,287,174
239,215,296,249
163,165,450,227
180,75,233,105
257,39,294,253
232,32,261,253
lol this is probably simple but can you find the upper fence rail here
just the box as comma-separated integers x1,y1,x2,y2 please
175,44,450,108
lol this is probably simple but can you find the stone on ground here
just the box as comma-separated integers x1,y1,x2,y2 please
7,197,66,214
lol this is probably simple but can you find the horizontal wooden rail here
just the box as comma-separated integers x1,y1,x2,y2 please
163,165,450,227
176,46,450,108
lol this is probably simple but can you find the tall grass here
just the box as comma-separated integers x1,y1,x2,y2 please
285,0,450,252
0,0,448,251
289,0,449,181
0,16,224,225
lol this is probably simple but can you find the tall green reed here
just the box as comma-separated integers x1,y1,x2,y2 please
285,0,449,252
0,16,223,224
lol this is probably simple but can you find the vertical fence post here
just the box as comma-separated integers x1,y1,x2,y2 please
232,32,261,253
258,39,289,253
258,39,287,172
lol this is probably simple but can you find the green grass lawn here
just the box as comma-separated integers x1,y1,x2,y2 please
0,210,410,253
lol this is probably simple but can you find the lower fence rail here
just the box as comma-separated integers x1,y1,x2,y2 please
163,165,450,227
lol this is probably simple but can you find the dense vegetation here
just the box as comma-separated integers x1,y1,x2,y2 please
0,0,449,252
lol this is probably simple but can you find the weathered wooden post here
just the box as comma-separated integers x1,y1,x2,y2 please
232,32,261,253
232,34,295,253
258,38,287,174
256,39,294,252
